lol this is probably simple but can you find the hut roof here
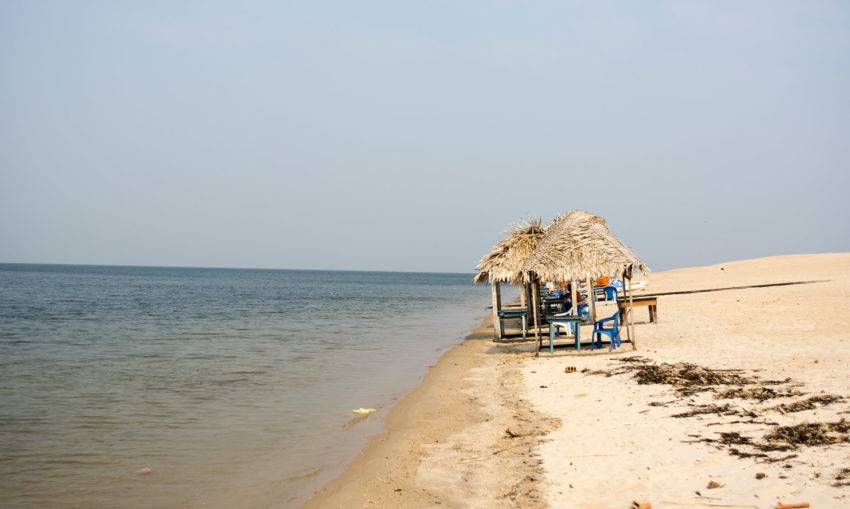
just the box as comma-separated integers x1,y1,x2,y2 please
517,210,648,283
474,218,546,284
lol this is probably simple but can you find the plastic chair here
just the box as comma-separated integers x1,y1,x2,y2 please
555,303,589,336
550,310,572,337
599,285,618,302
591,310,621,350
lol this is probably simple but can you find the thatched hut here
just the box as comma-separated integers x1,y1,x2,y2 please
474,218,546,339
518,210,648,351
518,210,647,284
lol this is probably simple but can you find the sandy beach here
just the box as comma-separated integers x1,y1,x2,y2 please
304,253,850,508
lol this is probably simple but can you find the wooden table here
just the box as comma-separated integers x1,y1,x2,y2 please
545,315,584,354
497,308,528,338
618,297,658,324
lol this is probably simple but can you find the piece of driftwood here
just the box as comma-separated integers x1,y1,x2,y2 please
504,427,543,438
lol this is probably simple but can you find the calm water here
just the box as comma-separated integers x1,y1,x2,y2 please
0,264,493,508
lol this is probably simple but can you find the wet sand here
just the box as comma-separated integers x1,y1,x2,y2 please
303,253,850,508
301,315,555,508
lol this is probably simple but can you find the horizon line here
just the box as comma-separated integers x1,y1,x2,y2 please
0,261,477,276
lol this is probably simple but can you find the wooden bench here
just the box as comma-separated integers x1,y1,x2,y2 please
618,297,658,324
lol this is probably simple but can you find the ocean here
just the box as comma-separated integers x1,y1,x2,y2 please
0,264,495,508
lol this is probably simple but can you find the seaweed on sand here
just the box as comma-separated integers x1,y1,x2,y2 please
773,394,845,413
716,387,801,401
728,448,768,459
671,404,734,418
632,362,752,395
764,419,850,447
754,442,795,452
832,467,850,487
594,359,850,471
719,431,753,445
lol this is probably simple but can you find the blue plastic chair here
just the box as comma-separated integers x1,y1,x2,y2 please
591,310,621,350
600,285,618,301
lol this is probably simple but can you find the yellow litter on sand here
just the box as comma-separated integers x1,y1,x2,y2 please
352,408,376,414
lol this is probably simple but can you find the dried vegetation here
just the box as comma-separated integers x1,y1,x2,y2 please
583,357,850,471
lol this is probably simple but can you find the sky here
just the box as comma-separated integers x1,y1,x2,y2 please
1,1,848,273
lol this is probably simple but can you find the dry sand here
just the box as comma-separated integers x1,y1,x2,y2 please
303,253,850,509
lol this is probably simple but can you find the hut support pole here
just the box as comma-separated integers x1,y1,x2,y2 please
621,270,632,344
519,284,527,308
525,283,534,326
570,280,578,316
587,277,597,326
491,282,502,340
533,277,542,356
626,275,637,350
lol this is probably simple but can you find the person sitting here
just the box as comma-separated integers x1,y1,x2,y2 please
562,283,583,310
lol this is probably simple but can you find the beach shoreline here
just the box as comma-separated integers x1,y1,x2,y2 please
300,309,552,508
301,253,850,509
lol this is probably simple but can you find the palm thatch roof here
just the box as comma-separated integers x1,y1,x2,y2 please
517,210,648,284
474,218,546,284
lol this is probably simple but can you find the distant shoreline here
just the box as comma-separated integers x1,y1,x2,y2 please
0,261,478,276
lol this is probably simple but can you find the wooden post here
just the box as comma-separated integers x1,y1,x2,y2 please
627,274,637,350
622,270,632,344
525,283,534,326
587,277,597,326
519,284,527,308
491,281,502,340
570,279,579,341
570,280,578,317
533,277,542,356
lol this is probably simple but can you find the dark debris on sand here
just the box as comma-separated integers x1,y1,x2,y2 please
582,358,850,469
592,358,753,396
832,467,850,487
773,394,845,413
833,467,850,487
716,387,802,401
764,419,850,447
719,431,754,445
632,362,752,395
671,404,735,418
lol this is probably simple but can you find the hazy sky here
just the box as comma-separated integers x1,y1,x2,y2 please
2,1,848,273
